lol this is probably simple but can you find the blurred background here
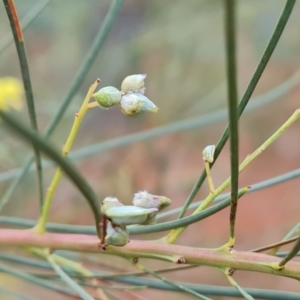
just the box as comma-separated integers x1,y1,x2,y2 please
0,0,300,299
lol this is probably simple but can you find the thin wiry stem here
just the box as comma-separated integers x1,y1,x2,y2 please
251,236,300,253
177,0,296,219
0,109,101,239
0,263,77,297
133,262,212,300
224,0,239,246
0,0,124,212
3,0,44,212
0,71,299,186
0,0,51,54
221,268,254,300
278,237,300,268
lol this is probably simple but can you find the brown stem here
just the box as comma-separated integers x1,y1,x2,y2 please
0,229,300,280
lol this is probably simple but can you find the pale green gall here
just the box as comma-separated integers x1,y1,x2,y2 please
133,190,171,212
121,74,146,94
101,197,124,214
105,205,158,226
120,93,158,117
202,145,216,163
92,86,122,108
105,222,129,247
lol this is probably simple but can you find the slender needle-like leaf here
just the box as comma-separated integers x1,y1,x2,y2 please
221,268,254,300
0,0,124,212
251,236,300,253
47,255,95,300
111,276,300,300
0,263,77,297
3,0,44,211
0,285,34,300
0,165,300,235
224,0,239,245
133,263,212,300
0,0,51,54
178,0,296,219
158,168,300,219
0,109,101,239
278,237,300,267
0,71,299,186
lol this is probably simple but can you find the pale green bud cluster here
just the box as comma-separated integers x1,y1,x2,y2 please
101,192,171,247
92,74,158,117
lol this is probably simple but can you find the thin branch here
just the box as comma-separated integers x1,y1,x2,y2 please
133,262,212,300
251,236,300,253
279,237,300,268
0,109,102,239
177,0,296,219
0,0,124,212
224,0,239,246
0,0,51,54
1,230,300,280
3,0,44,211
0,71,299,186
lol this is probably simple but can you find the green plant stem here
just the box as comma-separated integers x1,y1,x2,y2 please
35,79,100,235
76,276,300,300
221,268,254,300
0,164,299,236
251,236,300,253
1,229,300,280
0,71,299,186
47,254,95,300
278,237,300,268
29,247,109,300
3,0,44,212
0,109,102,239
0,0,124,213
0,0,51,54
177,0,296,219
133,262,212,300
158,167,300,220
166,109,300,244
0,262,77,297
269,222,300,255
0,286,35,300
224,0,239,247
0,188,248,235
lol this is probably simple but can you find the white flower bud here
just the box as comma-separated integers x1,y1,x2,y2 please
92,86,122,108
133,191,171,212
120,93,158,117
121,74,146,94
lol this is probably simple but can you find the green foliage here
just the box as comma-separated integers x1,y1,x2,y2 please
0,0,300,299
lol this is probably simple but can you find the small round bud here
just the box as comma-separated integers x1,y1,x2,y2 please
92,86,122,108
105,222,129,247
133,191,171,212
121,74,146,94
120,93,158,117
105,205,158,226
101,197,124,214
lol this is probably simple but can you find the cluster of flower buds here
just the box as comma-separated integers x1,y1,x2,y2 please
92,74,158,117
100,192,171,247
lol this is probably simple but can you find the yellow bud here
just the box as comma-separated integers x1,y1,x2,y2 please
92,86,121,108
120,93,158,117
121,74,146,94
